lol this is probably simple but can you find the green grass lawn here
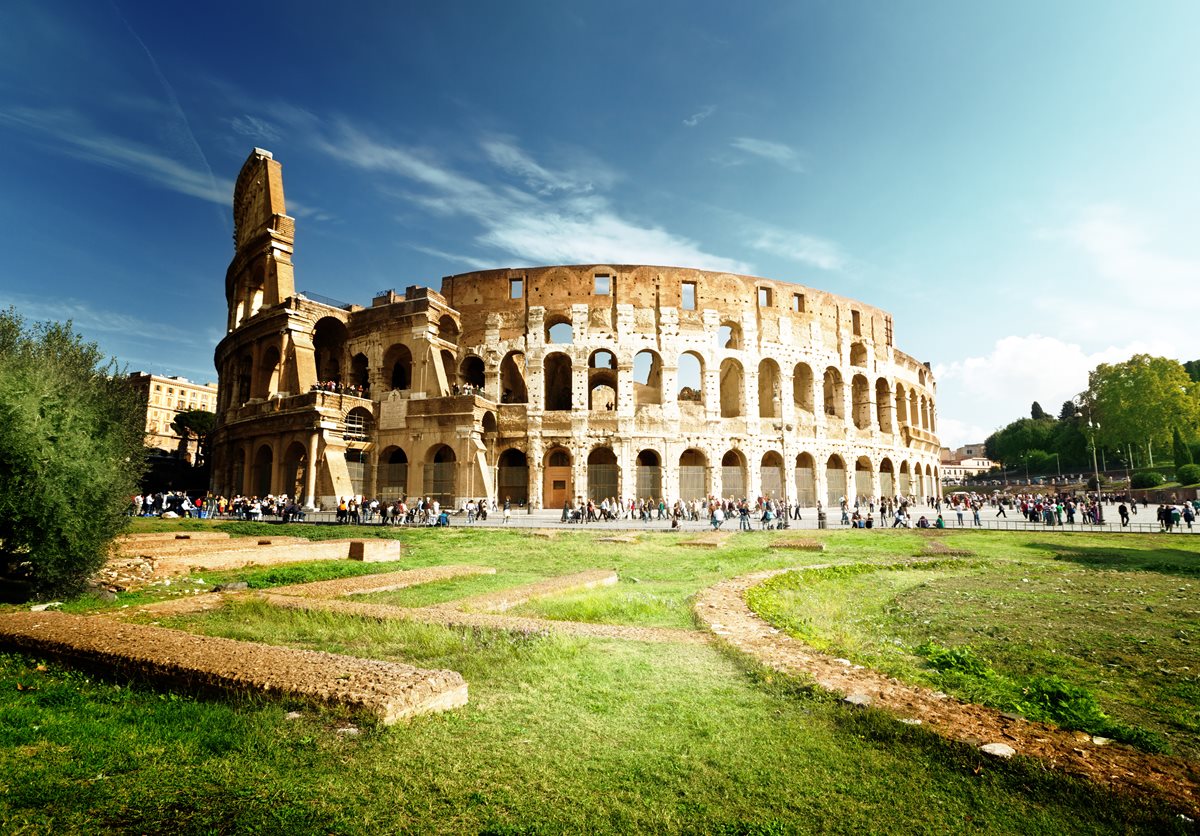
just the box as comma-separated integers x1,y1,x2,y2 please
0,524,1196,833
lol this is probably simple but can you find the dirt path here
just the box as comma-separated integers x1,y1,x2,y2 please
694,567,1200,817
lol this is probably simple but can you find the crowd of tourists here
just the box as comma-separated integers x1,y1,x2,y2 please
311,380,369,397
130,492,209,518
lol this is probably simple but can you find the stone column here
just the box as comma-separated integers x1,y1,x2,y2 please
304,432,319,510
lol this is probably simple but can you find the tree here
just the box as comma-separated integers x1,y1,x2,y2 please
1185,359,1200,383
1174,427,1194,470
1087,355,1200,456
0,308,145,596
1031,401,1047,420
1058,400,1077,421
171,409,216,466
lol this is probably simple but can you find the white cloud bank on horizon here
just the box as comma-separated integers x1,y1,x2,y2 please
934,334,1178,447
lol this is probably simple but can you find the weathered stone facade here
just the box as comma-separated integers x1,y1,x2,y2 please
211,149,941,509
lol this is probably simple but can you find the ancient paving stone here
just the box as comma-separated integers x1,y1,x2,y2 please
772,539,826,551
0,611,466,724
271,565,496,599
980,743,1016,759
678,532,732,549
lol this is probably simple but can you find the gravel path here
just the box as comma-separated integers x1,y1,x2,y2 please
271,565,496,599
694,567,1200,817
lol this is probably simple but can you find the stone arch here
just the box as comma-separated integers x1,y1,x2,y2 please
438,314,459,343
312,317,347,384
919,368,927,387
850,342,868,367
546,314,573,344
635,448,662,499
758,358,781,419
543,351,573,411
350,352,369,391
879,457,895,498
440,349,456,393
678,448,709,500
543,446,572,508
423,444,457,507
794,452,816,506
875,378,893,433
460,355,485,390
252,442,274,497
721,449,747,499
378,446,409,497
920,395,930,430
793,363,814,415
587,446,619,502
823,368,845,419
282,441,307,500
344,406,373,442
909,390,919,427
895,383,909,425
899,460,912,497
854,456,873,501
252,345,281,400
500,351,527,404
851,374,871,430
677,351,704,406
384,343,413,391
761,450,784,501
719,358,745,418
633,349,664,406
497,448,528,505
719,321,743,350
825,454,847,507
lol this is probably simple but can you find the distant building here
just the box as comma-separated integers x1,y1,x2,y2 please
940,444,995,481
127,372,218,459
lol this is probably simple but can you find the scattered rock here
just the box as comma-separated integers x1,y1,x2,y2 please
980,743,1016,759
844,693,872,708
1092,736,1112,746
899,718,923,725
213,582,249,592
285,711,302,720
29,602,62,612
336,726,361,737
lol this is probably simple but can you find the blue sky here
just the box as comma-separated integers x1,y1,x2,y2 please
1,1,1197,446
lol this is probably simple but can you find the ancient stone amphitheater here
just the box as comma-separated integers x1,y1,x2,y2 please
211,149,941,510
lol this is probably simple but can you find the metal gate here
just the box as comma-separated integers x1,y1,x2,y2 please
635,465,661,500
761,465,783,501
795,466,815,506
722,466,745,500
678,466,707,501
588,464,619,502
423,462,456,508
497,465,528,504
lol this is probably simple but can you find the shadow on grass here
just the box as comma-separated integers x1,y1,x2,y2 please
1034,543,1200,578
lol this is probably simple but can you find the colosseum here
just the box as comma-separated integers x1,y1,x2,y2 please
210,149,942,510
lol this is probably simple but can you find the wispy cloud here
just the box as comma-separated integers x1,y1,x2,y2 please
319,124,751,273
229,114,282,143
750,228,844,271
408,244,496,272
683,105,716,127
730,137,805,172
0,106,232,204
0,290,205,345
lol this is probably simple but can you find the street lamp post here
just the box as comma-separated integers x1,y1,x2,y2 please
1075,409,1103,523
1051,452,1061,483
774,422,793,528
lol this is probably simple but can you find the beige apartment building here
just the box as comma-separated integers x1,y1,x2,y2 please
128,372,218,459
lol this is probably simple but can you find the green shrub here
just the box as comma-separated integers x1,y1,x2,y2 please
1130,471,1166,489
1176,463,1200,487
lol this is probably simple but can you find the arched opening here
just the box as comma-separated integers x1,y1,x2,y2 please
543,352,573,411
252,444,273,497
758,358,781,418
229,448,245,497
438,314,460,343
346,449,369,497
880,458,895,498
761,450,784,501
588,350,618,411
384,344,413,391
854,456,873,501
677,351,704,408
920,395,930,430
633,350,663,406
899,461,912,497
440,349,456,394
283,441,307,499
719,321,742,350
895,383,909,425
497,448,528,505
543,447,572,508
344,407,373,442
546,317,573,344
378,446,408,497
635,449,662,499
876,378,894,433
235,353,253,404
795,452,816,506
500,351,527,404
719,358,744,417
793,363,814,415
253,346,281,400
919,368,927,387
852,374,871,430
823,368,845,419
460,355,485,390
850,342,868,367
721,450,746,500
825,455,847,507
913,463,924,498
350,353,369,392
423,444,457,508
678,448,708,500
313,317,348,384
588,447,619,502
909,390,919,428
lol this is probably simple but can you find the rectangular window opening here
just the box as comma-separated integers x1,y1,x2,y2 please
510,278,523,299
852,310,862,336
594,274,611,295
758,287,772,307
793,293,805,313
681,281,696,310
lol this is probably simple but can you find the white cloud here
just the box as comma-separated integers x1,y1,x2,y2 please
750,228,844,271
407,244,496,272
229,114,281,143
933,334,1174,447
683,105,716,127
730,137,805,172
320,124,750,273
